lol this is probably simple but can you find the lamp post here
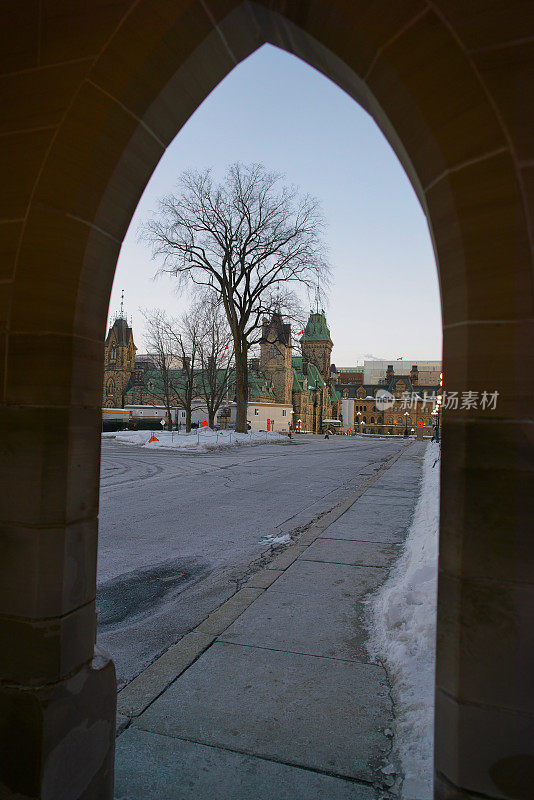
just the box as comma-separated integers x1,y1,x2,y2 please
404,411,409,438
357,411,362,433
433,394,442,441
361,421,365,435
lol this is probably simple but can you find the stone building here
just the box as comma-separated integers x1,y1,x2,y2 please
341,364,441,435
102,315,137,407
291,309,341,433
259,312,293,406
102,307,342,433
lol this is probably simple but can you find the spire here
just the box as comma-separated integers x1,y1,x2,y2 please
119,289,125,319
312,281,326,316
314,282,321,314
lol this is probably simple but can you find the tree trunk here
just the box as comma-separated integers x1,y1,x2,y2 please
165,399,173,431
186,407,191,433
208,409,215,429
234,344,248,433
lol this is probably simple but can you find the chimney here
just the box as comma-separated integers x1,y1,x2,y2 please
386,364,394,384
410,364,419,385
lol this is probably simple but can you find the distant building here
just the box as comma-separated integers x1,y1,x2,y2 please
345,364,441,435
363,359,442,386
102,307,342,433
103,316,137,408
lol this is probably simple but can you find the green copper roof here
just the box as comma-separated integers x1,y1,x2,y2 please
306,362,325,389
300,311,332,344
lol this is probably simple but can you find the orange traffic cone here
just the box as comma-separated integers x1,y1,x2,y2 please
148,435,159,443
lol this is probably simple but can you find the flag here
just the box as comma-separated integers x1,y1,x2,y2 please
201,420,208,427
298,329,304,336
397,357,403,361
221,343,229,359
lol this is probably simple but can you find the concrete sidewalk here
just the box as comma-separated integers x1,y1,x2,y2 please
114,442,426,799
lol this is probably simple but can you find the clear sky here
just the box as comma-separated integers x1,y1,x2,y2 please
108,44,442,365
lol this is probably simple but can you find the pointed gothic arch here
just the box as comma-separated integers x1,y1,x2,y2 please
0,3,531,798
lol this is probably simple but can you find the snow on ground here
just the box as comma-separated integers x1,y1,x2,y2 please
367,442,440,800
102,428,285,452
259,533,292,546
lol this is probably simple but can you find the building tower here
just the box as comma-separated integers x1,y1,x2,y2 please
300,297,333,382
102,291,137,407
259,311,293,404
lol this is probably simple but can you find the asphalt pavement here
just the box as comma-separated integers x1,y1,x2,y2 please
97,434,409,687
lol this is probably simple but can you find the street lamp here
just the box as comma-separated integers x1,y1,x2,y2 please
433,394,442,441
361,420,365,434
356,411,362,433
404,411,409,438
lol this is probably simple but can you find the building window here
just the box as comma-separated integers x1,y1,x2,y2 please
371,416,375,423
282,409,286,416
181,411,186,418
254,408,259,415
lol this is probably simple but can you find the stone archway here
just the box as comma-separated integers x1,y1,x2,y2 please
1,2,532,798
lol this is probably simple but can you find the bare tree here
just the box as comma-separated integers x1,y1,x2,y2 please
142,309,179,431
195,296,233,429
142,163,330,432
142,308,200,432
169,309,201,432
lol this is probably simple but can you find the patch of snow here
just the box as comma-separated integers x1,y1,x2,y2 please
260,533,291,546
103,428,285,452
367,441,440,800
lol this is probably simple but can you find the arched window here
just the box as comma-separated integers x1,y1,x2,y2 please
362,416,367,423
389,417,393,424
370,416,375,423
106,379,115,395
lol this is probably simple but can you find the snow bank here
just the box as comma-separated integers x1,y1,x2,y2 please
102,428,285,452
366,442,440,800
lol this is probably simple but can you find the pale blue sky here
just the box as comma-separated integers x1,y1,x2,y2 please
109,44,442,365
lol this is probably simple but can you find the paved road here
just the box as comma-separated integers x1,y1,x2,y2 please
97,435,408,687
